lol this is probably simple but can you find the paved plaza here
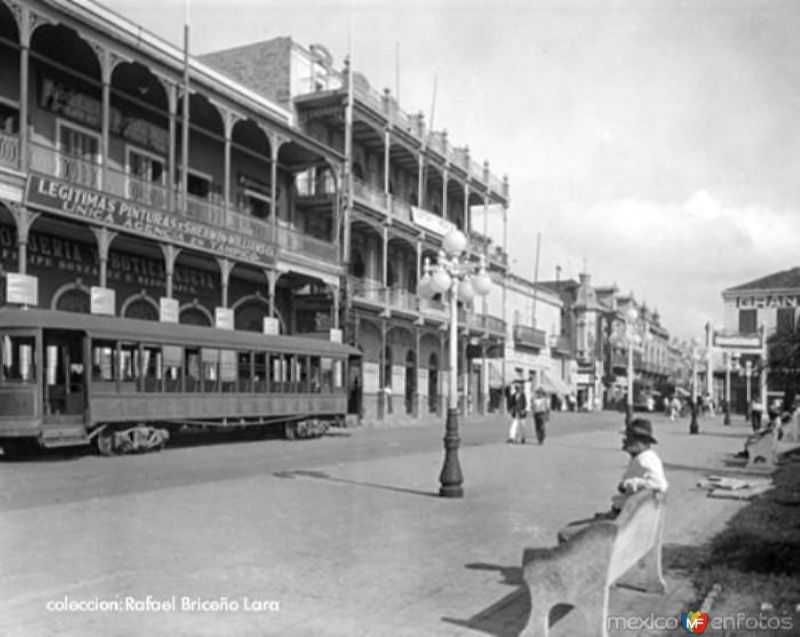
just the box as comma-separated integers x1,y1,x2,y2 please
0,411,755,636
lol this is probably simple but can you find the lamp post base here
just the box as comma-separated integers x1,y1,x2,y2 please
724,404,731,426
690,413,699,434
439,407,464,498
625,404,633,427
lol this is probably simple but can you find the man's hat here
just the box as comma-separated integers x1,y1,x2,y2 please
622,418,657,444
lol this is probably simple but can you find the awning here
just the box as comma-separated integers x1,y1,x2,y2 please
539,370,572,396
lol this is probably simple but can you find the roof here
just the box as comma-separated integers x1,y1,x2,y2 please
0,308,360,358
724,267,800,294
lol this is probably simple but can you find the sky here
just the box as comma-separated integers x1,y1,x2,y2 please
101,0,800,341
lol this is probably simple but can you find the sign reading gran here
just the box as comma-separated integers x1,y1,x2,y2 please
25,174,277,267
736,294,800,309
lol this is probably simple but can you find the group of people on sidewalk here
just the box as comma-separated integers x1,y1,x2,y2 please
504,380,550,445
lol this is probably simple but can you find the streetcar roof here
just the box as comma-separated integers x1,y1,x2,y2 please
0,307,361,357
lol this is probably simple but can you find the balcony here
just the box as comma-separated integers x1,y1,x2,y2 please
296,74,506,193
513,324,547,350
348,276,384,305
352,177,390,215
25,143,339,267
550,335,572,356
476,313,506,337
419,296,448,321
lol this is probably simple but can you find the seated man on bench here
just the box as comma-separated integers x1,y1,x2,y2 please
558,418,668,543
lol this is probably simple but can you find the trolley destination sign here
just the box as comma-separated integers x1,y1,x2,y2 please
25,174,277,267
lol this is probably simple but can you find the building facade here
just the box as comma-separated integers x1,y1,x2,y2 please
0,1,348,387
201,37,510,423
710,268,798,412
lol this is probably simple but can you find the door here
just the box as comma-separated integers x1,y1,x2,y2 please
43,330,86,420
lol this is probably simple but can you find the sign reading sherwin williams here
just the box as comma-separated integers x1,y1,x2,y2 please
25,174,276,267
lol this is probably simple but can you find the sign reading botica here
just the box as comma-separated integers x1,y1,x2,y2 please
25,174,277,267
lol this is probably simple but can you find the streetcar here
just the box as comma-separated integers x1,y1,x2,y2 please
0,307,359,458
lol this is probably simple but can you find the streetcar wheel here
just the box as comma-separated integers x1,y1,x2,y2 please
284,423,297,440
96,429,116,456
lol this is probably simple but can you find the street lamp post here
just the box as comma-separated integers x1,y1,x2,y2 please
611,306,650,426
689,339,702,434
419,229,492,498
744,360,753,424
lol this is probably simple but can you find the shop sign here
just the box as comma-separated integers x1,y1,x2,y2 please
90,286,115,315
6,273,37,305
410,206,456,237
736,295,800,309
262,317,279,335
159,297,179,323
25,174,277,268
714,333,761,349
215,307,234,330
329,328,342,343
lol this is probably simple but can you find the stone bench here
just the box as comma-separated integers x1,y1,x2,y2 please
520,489,667,637
746,425,800,470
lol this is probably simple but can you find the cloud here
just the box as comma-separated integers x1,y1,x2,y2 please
500,191,800,340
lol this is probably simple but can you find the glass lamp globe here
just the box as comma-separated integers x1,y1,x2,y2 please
471,268,493,296
442,229,468,257
458,277,475,302
626,306,638,324
431,267,452,294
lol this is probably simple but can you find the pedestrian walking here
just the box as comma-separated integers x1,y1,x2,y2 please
532,388,550,445
505,381,527,444
670,395,680,421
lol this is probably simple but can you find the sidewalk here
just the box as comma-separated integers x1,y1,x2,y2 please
0,412,754,636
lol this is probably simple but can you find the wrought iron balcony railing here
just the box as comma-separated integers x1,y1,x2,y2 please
26,143,338,264
513,324,547,350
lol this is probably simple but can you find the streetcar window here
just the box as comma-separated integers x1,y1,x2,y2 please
185,348,200,392
319,358,332,393
333,360,343,390
237,352,252,392
201,348,220,392
91,340,116,383
288,354,299,393
1,335,35,384
220,350,237,392
309,356,322,393
270,354,284,392
142,346,162,392
163,345,183,393
119,343,139,383
254,352,267,393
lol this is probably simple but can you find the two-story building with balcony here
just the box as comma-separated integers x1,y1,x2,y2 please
710,268,795,412
540,272,604,409
500,271,569,408
200,37,510,423
0,0,346,353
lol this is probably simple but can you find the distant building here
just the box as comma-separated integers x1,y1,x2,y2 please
711,268,800,412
